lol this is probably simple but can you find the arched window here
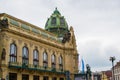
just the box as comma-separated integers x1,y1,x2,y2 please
59,56,63,70
43,51,48,68
22,46,29,65
51,54,56,63
10,43,17,62
33,49,39,66
51,54,56,69
60,17,65,25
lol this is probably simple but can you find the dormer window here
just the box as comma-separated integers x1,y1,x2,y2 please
60,17,65,25
51,17,56,26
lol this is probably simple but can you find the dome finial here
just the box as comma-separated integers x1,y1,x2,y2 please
55,7,57,10
53,7,61,15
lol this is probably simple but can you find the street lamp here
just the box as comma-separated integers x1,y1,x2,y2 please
109,56,116,80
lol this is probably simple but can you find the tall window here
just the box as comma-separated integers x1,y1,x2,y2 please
59,56,63,70
51,54,56,69
10,43,17,62
22,46,29,65
33,49,39,66
60,17,65,25
43,52,48,68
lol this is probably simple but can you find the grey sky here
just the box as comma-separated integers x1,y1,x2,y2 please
0,0,120,71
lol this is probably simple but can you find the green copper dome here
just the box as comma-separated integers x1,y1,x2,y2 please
45,8,69,38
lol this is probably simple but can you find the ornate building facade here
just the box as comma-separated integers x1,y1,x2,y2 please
114,61,120,80
0,8,78,80
101,70,112,80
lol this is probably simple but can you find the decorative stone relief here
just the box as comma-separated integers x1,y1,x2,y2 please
35,46,38,49
5,35,10,41
24,43,27,46
0,19,8,28
12,39,16,43
29,42,33,47
1,33,6,38
48,48,51,52
18,39,22,44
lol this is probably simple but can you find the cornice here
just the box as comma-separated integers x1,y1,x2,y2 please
3,28,64,49
0,13,75,50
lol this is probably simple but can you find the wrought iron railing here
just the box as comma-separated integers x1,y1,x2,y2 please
8,62,65,74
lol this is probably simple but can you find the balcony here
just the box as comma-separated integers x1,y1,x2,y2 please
8,62,65,74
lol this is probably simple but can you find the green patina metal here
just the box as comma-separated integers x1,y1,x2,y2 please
9,19,19,27
49,35,56,41
45,8,69,38
8,62,65,74
21,24,30,31
41,31,48,38
31,28,40,34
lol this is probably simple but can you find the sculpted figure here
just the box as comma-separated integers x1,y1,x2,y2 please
1,48,6,60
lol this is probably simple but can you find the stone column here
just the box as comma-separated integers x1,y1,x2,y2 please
39,47,43,67
40,76,43,80
48,50,52,68
17,39,22,64
29,74,33,80
17,73,22,80
29,43,33,65
49,76,52,80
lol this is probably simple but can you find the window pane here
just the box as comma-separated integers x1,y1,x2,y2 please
23,47,28,58
10,43,17,62
43,52,47,61
22,46,28,64
33,50,39,66
34,50,38,59
52,54,56,63
59,56,62,64
10,44,16,55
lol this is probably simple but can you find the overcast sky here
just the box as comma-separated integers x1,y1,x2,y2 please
0,0,120,72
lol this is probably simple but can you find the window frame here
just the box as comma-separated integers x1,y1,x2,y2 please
59,55,63,70
10,43,17,62
43,51,48,68
33,49,39,66
51,54,56,69
22,46,29,65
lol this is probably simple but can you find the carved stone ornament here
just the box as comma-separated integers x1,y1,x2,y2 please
62,31,71,43
1,48,6,60
18,39,22,44
0,19,8,28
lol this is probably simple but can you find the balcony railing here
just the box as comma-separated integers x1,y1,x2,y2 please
8,62,65,74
